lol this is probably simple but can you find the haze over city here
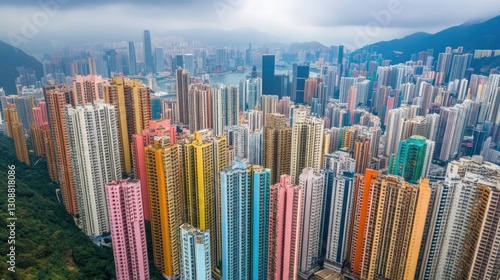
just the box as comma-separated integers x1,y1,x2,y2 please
2,0,500,51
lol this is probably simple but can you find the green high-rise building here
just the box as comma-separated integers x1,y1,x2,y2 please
389,136,428,184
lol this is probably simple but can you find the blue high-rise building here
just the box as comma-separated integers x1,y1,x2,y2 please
250,164,271,280
143,30,154,74
262,54,275,95
220,159,271,280
128,42,136,76
151,97,162,120
292,63,310,104
155,47,164,73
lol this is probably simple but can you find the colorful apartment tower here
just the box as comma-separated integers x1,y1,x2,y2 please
263,113,292,184
267,175,304,280
180,223,211,280
132,119,176,220
44,85,77,215
350,171,431,280
4,106,30,165
145,135,183,278
105,179,149,280
104,77,151,174
65,101,122,239
183,129,227,274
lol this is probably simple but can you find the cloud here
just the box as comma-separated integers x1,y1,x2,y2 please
0,0,498,50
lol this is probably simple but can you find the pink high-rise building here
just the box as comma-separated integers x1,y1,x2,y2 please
268,175,304,280
32,107,44,127
132,119,175,220
72,74,108,104
106,179,149,280
38,101,48,123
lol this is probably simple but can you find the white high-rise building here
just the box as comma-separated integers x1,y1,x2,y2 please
224,125,249,160
261,95,278,124
180,223,211,280
65,101,122,238
246,110,263,132
249,129,263,165
298,168,325,277
384,107,410,156
432,156,500,279
324,171,356,272
214,85,239,136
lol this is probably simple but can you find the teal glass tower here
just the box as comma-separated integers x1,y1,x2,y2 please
389,135,428,184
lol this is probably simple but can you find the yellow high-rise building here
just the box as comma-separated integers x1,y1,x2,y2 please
104,77,151,174
4,107,30,165
182,129,227,275
145,135,183,278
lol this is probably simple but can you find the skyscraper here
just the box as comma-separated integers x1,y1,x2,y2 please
184,54,195,75
4,106,29,165
105,179,149,280
321,151,355,261
250,165,271,280
44,85,77,215
324,171,355,272
388,135,430,184
350,171,431,280
132,119,175,220
183,130,228,273
176,68,190,125
72,74,107,105
104,77,152,174
264,113,292,184
65,101,122,238
220,159,250,280
267,175,304,280
143,30,154,74
188,84,213,132
261,95,278,123
128,42,137,76
292,64,310,104
213,85,239,136
298,168,325,277
304,78,318,105
220,159,271,280
224,125,249,160
432,156,500,279
262,54,275,95
180,223,211,280
154,47,164,73
290,116,324,184
145,135,183,278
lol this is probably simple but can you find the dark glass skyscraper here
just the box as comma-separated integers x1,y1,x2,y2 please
292,63,309,104
262,54,275,95
128,42,137,76
176,54,184,70
143,30,154,74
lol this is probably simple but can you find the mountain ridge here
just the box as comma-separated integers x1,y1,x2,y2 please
351,15,500,64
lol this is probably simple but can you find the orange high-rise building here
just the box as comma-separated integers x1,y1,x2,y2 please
44,86,77,215
145,136,183,278
350,171,431,280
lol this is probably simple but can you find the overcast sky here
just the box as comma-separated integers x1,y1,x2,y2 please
1,0,499,51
